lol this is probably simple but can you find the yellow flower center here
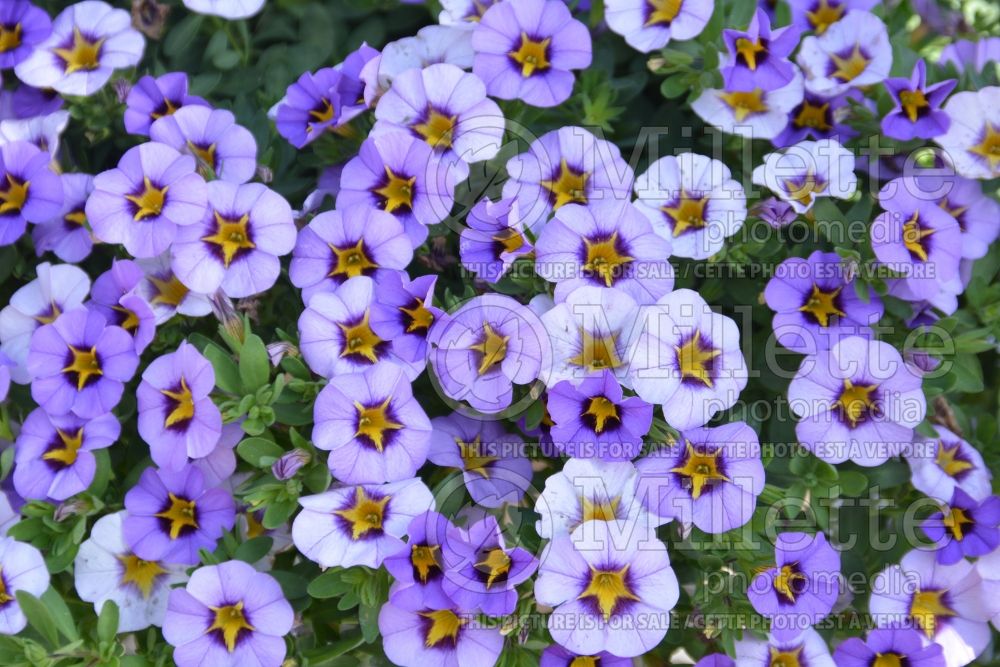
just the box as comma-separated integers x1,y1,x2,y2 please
125,176,169,222
420,609,464,647
872,654,904,667
970,122,1000,171
458,435,497,478
149,274,189,308
201,212,255,268
187,141,217,171
53,27,105,74
161,376,196,428
943,506,973,541
675,330,720,387
799,284,845,327
413,108,458,150
645,0,683,26
902,211,935,262
583,395,620,434
373,166,416,214
399,298,434,334
581,495,620,523
0,173,29,215
509,33,551,77
578,564,640,621
112,304,140,333
794,100,832,131
207,600,255,653
155,493,199,540
475,548,511,589
910,588,955,639
309,98,336,124
768,645,805,667
831,43,870,83
662,192,709,237
806,0,845,35
354,398,403,452
42,428,85,467
899,89,929,123
33,302,61,325
469,322,509,375
939,199,968,224
410,544,441,584
583,232,634,287
0,23,22,53
570,329,624,372
837,378,878,428
0,567,13,605
334,486,391,540
329,238,377,280
773,563,807,603
337,310,384,363
541,158,590,210
670,441,730,499
719,89,768,122
736,37,767,70
935,442,973,478
149,98,178,121
63,345,103,391
493,228,525,254
783,172,826,206
118,554,167,599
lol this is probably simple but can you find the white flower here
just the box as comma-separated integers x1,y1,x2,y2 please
0,111,71,159
934,87,1000,180
752,138,857,213
182,0,266,19
796,10,892,96
691,69,804,140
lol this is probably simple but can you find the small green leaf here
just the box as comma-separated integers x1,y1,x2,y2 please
838,471,869,496
15,591,58,647
236,437,284,468
202,343,241,394
97,600,120,643
239,334,270,392
234,536,274,563
307,569,349,599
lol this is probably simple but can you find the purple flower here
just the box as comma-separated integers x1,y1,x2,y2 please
379,602,503,667
459,196,532,284
604,0,713,53
440,515,537,616
89,259,157,354
747,532,840,642
773,89,862,147
384,511,456,611
722,9,800,92
882,60,956,141
163,560,293,667
540,646,632,667
123,465,236,565
12,408,119,501
0,140,62,245
124,72,209,136
472,0,591,107
909,170,1000,260
735,628,834,667
754,197,797,228
872,177,961,301
427,413,532,508
150,106,258,184
787,0,876,35
0,84,62,120
0,2,52,69
275,67,352,148
547,371,652,460
0,352,11,402
181,0,266,20
834,628,945,667
271,449,309,481
764,250,883,353
313,364,431,484
906,426,992,503
692,71,805,141
535,200,674,304
693,654,736,667
534,519,679,657
170,181,296,298
27,307,139,419
337,133,458,248
503,126,634,233
922,489,1000,565
796,10,892,96
934,87,1000,180
0,536,49,634
31,172,95,263
369,272,442,368
372,62,504,181
428,293,546,414
291,478,434,569
135,254,213,324
752,138,857,214
87,142,209,258
138,341,222,472
637,421,764,534
289,205,413,304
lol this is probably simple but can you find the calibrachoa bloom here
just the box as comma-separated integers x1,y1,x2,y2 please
74,511,188,632
764,250,883,352
834,628,946,667
89,258,157,354
633,152,748,260
0,140,62,245
752,138,857,213
691,71,804,141
181,0,266,20
150,106,258,185
882,60,956,141
0,261,90,383
137,341,222,471
0,109,70,159
734,628,835,667
170,181,296,298
291,477,434,569
934,86,1000,180
535,200,674,304
796,10,892,96
163,560,293,667
369,272,442,368
906,426,992,502
503,126,634,233
721,9,800,92
123,465,236,565
289,206,413,303
541,645,632,667
546,371,653,460
313,364,432,484
379,602,504,667
922,488,1000,565
870,549,991,667
459,196,532,284
788,336,925,466
534,458,652,538
27,306,139,419
427,413,532,508
136,253,214,324
124,72,209,136
773,88,861,146
87,142,209,258
637,421,764,534
0,1,51,69
372,63,504,180
910,171,1000,260
428,293,546,413
471,0,592,108
14,1,144,97
0,536,49,635
747,532,840,642
628,288,749,430
13,408,119,501
440,515,538,616
383,511,455,611
362,26,471,105
275,67,352,148
693,654,736,667
31,172,95,263
787,0,877,35
604,0,713,53
338,133,458,247
534,519,679,657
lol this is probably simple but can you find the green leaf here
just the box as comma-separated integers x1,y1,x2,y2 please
163,14,204,56
307,569,350,599
234,536,274,563
359,602,380,643
15,591,58,647
236,436,284,468
838,471,869,496
97,600,120,643
660,74,691,99
262,499,297,529
202,343,241,394
239,334,270,392
41,587,79,642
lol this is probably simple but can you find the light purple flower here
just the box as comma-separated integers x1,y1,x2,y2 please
379,602,503,667
922,488,1000,565
734,628,835,667
384,511,456,611
604,0,713,53
691,71,804,141
124,72,209,136
796,10,892,96
752,138,857,213
0,139,62,245
882,60,956,141
905,426,992,503
13,408,119,501
369,272,442,369
135,253,214,324
181,0,266,20
0,536,49,634
772,88,862,147
934,87,1000,180
787,0,876,35
0,1,51,69
909,169,1000,260
540,645,632,667
150,106,257,185
31,172,95,263
722,9,800,92
834,628,945,667
89,258,157,354
459,196,532,284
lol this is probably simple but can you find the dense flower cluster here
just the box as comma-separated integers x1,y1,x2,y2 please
0,0,998,666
